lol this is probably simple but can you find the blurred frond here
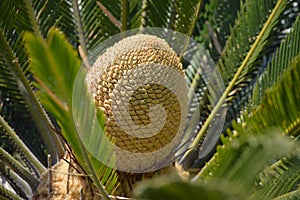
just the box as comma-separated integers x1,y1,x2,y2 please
136,130,299,200
249,158,300,200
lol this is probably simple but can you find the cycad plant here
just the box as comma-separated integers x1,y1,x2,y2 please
0,0,300,199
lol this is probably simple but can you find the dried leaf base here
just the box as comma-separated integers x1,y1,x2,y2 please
33,153,101,200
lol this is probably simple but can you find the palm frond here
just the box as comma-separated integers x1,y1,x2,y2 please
0,163,32,199
249,159,300,200
194,0,242,61
0,115,45,176
30,0,120,52
80,0,120,51
246,54,300,138
197,50,300,199
254,1,300,76
180,0,288,168
128,0,145,29
217,0,278,85
195,127,296,180
0,28,63,163
0,0,32,32
172,0,202,37
0,146,39,191
24,28,118,196
134,175,245,200
135,130,298,200
179,45,225,166
0,184,23,200
273,190,300,200
143,0,175,28
31,0,76,42
224,0,299,133
214,0,242,51
252,15,300,106
0,0,50,163
217,0,283,125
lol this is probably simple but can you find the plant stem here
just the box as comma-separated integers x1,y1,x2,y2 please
72,0,89,57
121,0,129,31
24,0,43,39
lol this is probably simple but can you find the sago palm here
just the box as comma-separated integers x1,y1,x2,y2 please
0,0,300,199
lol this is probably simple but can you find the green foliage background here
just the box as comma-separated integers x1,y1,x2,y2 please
0,0,299,199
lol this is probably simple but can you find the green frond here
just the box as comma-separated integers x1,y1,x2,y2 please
217,0,278,85
273,190,300,200
194,128,300,200
25,29,118,196
0,0,32,32
80,0,120,51
0,28,63,164
172,0,202,37
180,0,287,168
195,128,295,179
134,175,244,200
0,146,39,190
142,0,202,39
0,31,29,113
135,130,298,200
185,50,211,130
194,0,242,61
214,1,242,51
72,67,118,194
0,184,23,200
195,45,300,199
249,159,300,200
29,0,120,51
144,0,175,28
216,0,299,125
252,16,300,106
0,1,50,163
0,163,32,199
179,45,225,167
31,0,76,41
0,115,46,175
195,1,299,128
128,0,144,29
246,53,300,137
